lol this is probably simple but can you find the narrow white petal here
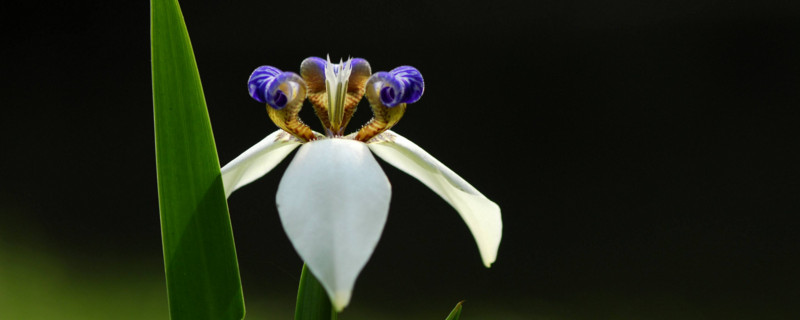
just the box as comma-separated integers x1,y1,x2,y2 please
221,130,301,198
276,139,391,311
367,130,502,267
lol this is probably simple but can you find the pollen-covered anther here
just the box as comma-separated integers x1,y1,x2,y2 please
248,66,315,142
355,66,424,142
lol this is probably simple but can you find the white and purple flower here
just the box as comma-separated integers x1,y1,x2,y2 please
223,56,502,311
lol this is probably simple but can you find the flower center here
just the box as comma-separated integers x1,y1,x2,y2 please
324,56,353,136
247,57,424,143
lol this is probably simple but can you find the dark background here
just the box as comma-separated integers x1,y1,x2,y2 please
2,0,799,318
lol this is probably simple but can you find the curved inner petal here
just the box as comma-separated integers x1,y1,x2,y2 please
221,130,302,198
367,131,502,267
262,72,316,141
276,139,391,311
300,57,371,136
300,57,331,129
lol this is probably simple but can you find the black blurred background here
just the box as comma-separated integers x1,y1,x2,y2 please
1,0,799,318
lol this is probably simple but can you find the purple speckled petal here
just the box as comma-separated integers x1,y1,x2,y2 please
367,66,424,107
248,66,306,109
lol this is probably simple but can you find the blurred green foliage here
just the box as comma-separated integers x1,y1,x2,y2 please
1,239,789,320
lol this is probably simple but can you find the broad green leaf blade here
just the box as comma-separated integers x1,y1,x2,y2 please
445,301,464,320
295,264,337,320
151,0,245,319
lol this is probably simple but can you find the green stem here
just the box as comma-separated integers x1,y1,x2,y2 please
294,264,337,320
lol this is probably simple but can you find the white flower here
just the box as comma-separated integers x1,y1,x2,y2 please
223,56,502,311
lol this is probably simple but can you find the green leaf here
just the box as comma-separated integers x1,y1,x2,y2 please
445,301,464,320
295,264,337,320
151,0,245,319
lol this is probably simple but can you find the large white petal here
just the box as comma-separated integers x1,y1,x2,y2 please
367,130,502,267
276,139,391,311
221,130,301,198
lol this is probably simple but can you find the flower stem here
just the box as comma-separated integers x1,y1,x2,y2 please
294,264,337,320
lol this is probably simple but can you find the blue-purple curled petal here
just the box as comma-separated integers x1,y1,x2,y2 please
368,72,398,106
248,66,282,104
264,72,304,109
390,66,424,104
370,66,424,107
248,66,305,109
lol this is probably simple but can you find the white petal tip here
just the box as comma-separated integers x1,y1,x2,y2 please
331,290,352,312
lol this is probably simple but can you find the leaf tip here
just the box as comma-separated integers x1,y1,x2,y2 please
445,300,465,320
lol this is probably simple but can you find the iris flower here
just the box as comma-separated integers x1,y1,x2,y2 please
221,56,502,311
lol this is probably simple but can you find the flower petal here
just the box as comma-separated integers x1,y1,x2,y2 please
365,66,424,107
248,65,282,104
248,67,306,109
367,130,502,267
220,130,302,198
276,139,391,311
